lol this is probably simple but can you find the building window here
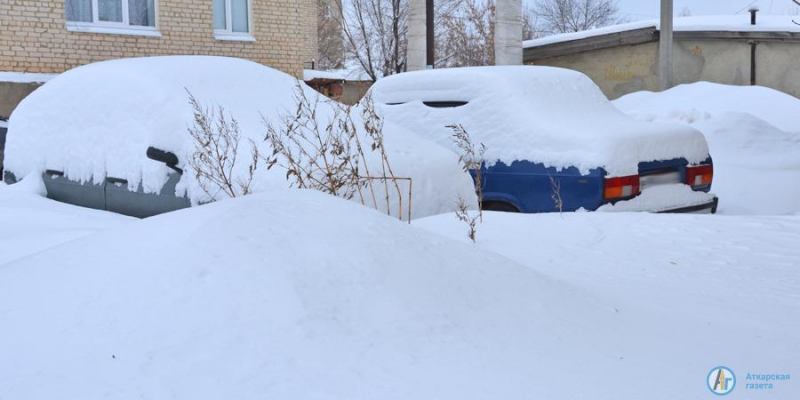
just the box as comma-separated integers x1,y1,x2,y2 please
214,0,254,41
65,0,159,36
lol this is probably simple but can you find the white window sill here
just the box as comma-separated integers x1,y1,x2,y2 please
214,32,256,42
67,23,161,37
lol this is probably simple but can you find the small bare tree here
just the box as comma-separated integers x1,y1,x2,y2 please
187,92,259,200
534,0,622,35
318,0,345,69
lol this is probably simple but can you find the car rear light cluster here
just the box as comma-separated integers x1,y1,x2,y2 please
604,175,640,200
686,164,713,187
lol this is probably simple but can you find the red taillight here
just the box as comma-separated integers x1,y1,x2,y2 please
686,164,713,187
604,175,640,200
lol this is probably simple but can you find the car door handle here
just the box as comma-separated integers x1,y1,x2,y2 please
106,177,128,186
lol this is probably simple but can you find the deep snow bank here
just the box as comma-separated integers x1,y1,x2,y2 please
5,56,475,218
1,189,798,399
371,66,710,176
0,174,131,265
614,83,800,215
0,189,606,400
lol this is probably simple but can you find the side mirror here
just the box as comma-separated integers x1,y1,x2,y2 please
146,147,183,174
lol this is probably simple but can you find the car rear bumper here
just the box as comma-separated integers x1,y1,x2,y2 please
658,196,718,214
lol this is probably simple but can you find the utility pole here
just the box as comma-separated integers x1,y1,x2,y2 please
407,0,426,71
494,0,523,65
658,0,674,90
426,0,434,68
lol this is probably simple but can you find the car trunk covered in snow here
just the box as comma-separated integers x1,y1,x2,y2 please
614,82,800,215
3,56,476,218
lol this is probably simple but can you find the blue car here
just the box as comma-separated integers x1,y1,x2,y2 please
371,66,718,214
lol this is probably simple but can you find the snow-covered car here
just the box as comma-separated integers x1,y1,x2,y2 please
371,66,719,213
2,56,476,218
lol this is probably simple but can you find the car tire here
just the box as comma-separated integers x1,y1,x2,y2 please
482,201,521,213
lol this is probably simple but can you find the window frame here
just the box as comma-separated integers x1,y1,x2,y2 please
213,0,255,42
66,0,160,37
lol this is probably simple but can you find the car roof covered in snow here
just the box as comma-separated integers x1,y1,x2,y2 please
371,66,710,176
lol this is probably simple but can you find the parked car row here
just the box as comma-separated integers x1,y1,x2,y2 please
1,57,718,217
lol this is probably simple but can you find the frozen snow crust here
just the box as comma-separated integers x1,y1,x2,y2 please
371,66,710,176
4,56,475,218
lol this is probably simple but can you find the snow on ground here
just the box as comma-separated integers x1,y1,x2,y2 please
417,210,800,396
524,15,800,48
614,83,800,215
372,66,709,177
0,175,131,266
4,56,475,218
0,188,797,399
0,71,57,84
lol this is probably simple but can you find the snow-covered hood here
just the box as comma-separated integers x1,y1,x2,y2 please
372,66,710,176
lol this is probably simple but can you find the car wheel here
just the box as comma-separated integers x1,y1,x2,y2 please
482,201,521,213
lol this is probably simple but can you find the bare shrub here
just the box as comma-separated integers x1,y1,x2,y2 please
550,175,563,214
455,196,480,243
264,84,412,222
187,92,260,200
449,124,486,222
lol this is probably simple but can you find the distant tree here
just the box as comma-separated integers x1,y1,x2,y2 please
678,6,692,17
334,0,467,80
317,0,345,69
533,0,621,34
436,0,542,68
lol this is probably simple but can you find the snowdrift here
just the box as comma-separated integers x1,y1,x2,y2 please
614,83,800,215
1,189,797,399
371,66,710,176
0,189,602,399
4,56,475,218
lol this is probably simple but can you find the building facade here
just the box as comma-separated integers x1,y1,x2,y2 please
523,16,800,100
0,0,316,77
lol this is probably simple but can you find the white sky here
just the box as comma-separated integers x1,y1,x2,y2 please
525,0,800,21
618,0,799,20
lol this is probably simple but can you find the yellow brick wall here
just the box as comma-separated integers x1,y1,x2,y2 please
0,0,317,78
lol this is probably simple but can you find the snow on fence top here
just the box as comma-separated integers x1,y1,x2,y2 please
4,56,475,217
371,66,709,176
524,15,800,49
0,72,57,84
303,69,346,81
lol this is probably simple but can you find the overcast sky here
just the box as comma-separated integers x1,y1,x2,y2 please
614,0,799,20
522,0,800,21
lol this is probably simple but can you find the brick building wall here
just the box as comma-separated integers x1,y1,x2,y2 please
0,0,317,78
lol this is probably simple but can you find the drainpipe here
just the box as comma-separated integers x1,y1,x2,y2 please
749,7,759,85
426,0,434,69
658,0,674,90
750,41,758,86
